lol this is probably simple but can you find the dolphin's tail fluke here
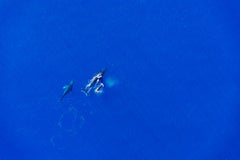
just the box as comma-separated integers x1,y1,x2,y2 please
59,95,64,102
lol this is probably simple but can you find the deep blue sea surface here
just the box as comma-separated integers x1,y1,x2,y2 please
1,0,240,159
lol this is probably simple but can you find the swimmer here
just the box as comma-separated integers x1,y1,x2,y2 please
81,68,106,96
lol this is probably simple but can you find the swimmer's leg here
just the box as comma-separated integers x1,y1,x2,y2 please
81,87,91,96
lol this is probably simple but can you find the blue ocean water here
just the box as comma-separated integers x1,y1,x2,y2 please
1,0,240,159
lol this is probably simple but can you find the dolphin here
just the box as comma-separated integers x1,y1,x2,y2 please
81,68,106,96
60,80,74,101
